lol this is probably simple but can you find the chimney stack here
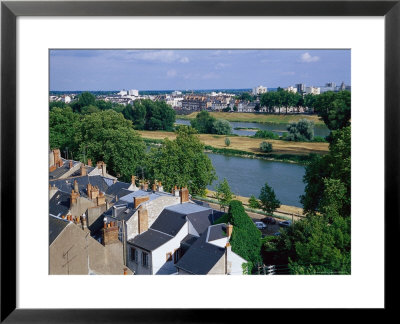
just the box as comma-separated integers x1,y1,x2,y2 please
81,213,87,229
152,183,157,192
87,159,92,167
123,268,128,275
97,191,106,206
69,161,73,169
70,189,79,207
179,187,189,204
102,218,119,245
80,164,86,176
226,224,233,237
74,180,79,194
131,175,136,186
53,149,61,166
158,181,163,192
134,196,149,209
138,205,149,234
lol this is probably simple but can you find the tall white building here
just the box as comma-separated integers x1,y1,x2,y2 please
118,90,128,96
128,89,139,96
252,85,267,95
285,86,298,93
305,86,321,95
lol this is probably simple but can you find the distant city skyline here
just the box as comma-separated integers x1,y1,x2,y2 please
50,49,351,91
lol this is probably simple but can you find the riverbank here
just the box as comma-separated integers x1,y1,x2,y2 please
177,112,325,126
138,130,329,156
197,190,305,222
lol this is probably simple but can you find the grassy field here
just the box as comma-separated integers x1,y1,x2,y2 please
138,130,329,155
177,112,325,125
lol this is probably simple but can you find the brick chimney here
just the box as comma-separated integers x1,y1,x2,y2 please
179,187,189,204
53,149,61,166
97,161,107,176
57,159,63,167
97,191,106,206
152,183,157,192
157,181,163,192
87,183,92,196
89,186,99,200
69,160,73,169
123,268,128,275
74,180,79,194
70,189,79,207
226,223,233,237
131,175,136,186
138,205,148,234
173,185,180,197
87,159,92,167
49,165,56,172
80,164,86,176
134,196,149,209
102,219,119,245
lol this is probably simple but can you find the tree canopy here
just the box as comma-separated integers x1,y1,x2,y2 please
286,119,314,142
123,99,176,131
190,111,231,135
214,178,235,211
145,126,216,196
313,91,351,130
259,182,281,215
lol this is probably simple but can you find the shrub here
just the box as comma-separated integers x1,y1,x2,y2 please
254,130,279,140
248,195,260,209
225,137,231,147
260,141,273,153
286,119,314,142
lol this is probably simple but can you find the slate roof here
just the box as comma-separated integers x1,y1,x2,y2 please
150,209,187,236
128,229,172,252
103,202,137,222
49,190,70,217
174,232,225,275
49,160,78,180
207,224,228,242
105,182,131,197
69,166,95,177
49,175,109,197
49,215,70,245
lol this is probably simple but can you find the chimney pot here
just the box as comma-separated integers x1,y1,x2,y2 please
226,224,233,237
87,159,92,167
123,268,128,275
69,161,73,169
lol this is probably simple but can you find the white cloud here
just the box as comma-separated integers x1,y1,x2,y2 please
300,52,320,63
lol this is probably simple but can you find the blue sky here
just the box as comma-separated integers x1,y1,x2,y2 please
50,49,350,91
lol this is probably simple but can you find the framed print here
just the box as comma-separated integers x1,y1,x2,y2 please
1,0,399,322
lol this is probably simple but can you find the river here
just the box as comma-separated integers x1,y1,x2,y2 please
206,153,305,207
176,118,330,137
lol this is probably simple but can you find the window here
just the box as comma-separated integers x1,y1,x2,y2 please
166,252,172,262
142,251,149,268
130,247,138,263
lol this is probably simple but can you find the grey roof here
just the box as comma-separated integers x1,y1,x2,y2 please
49,190,70,217
165,202,210,215
69,166,95,177
150,209,187,237
49,175,109,198
207,224,228,242
186,210,214,235
175,233,225,275
49,215,69,245
49,161,74,180
103,202,137,222
128,229,172,252
105,182,131,196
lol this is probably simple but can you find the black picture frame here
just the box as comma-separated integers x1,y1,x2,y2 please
1,0,398,322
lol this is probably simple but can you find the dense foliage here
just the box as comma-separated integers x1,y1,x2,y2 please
259,182,281,215
50,109,146,182
253,130,279,140
260,90,304,114
313,91,351,130
286,119,314,142
225,200,262,269
190,111,231,135
123,99,176,131
145,126,217,196
259,141,273,153
248,195,261,209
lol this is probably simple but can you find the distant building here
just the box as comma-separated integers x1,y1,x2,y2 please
181,95,211,111
128,89,139,96
326,82,336,88
339,82,346,91
285,86,298,93
63,96,71,103
305,86,320,95
118,90,128,96
172,90,182,96
252,85,267,95
295,83,306,94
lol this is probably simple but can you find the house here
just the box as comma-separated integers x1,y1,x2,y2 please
126,198,216,275
175,223,247,275
49,215,130,275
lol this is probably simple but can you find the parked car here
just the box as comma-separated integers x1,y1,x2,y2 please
279,220,292,227
254,221,267,230
263,217,276,225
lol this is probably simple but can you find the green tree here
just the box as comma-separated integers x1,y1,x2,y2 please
314,91,351,130
301,126,351,216
259,182,281,215
81,105,100,115
71,91,96,113
212,119,232,135
248,195,260,209
225,200,262,270
49,107,81,155
190,110,216,134
145,126,216,196
259,141,273,153
123,99,176,131
286,119,314,142
214,178,235,211
76,110,145,182
225,137,231,147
